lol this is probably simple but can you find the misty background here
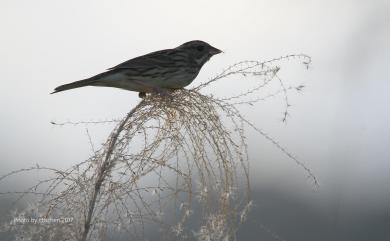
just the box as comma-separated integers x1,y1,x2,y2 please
1,0,389,240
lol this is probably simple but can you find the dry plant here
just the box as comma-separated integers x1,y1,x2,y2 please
0,54,316,241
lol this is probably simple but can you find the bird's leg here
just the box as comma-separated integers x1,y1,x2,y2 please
138,92,146,98
153,87,167,96
153,87,174,100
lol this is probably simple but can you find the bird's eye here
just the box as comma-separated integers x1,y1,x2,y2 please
196,45,205,51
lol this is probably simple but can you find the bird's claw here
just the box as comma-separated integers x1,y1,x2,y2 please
138,92,146,98
154,88,174,101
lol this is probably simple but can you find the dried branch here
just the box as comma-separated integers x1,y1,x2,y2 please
0,54,316,241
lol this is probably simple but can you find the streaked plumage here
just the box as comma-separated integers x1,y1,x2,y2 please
51,40,222,95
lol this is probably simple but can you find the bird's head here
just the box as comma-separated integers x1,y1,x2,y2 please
177,40,222,66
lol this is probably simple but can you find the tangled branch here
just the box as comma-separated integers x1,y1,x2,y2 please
0,54,315,241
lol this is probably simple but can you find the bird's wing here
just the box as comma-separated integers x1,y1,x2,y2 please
107,49,179,71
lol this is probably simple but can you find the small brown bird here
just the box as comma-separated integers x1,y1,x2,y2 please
51,40,222,97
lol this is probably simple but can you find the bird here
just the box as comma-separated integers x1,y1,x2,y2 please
51,40,222,97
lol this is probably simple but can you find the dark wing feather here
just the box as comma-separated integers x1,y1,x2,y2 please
107,49,181,70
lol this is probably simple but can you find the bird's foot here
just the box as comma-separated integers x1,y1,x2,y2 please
138,92,146,98
153,88,174,101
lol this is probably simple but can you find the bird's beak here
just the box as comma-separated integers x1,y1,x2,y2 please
210,46,223,55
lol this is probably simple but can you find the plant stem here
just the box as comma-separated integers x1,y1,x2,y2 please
80,100,144,241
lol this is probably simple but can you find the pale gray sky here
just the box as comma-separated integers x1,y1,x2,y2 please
1,0,389,240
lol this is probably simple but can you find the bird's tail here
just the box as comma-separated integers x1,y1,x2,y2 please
51,78,97,94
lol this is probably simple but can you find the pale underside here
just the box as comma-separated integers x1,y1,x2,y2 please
90,68,200,93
